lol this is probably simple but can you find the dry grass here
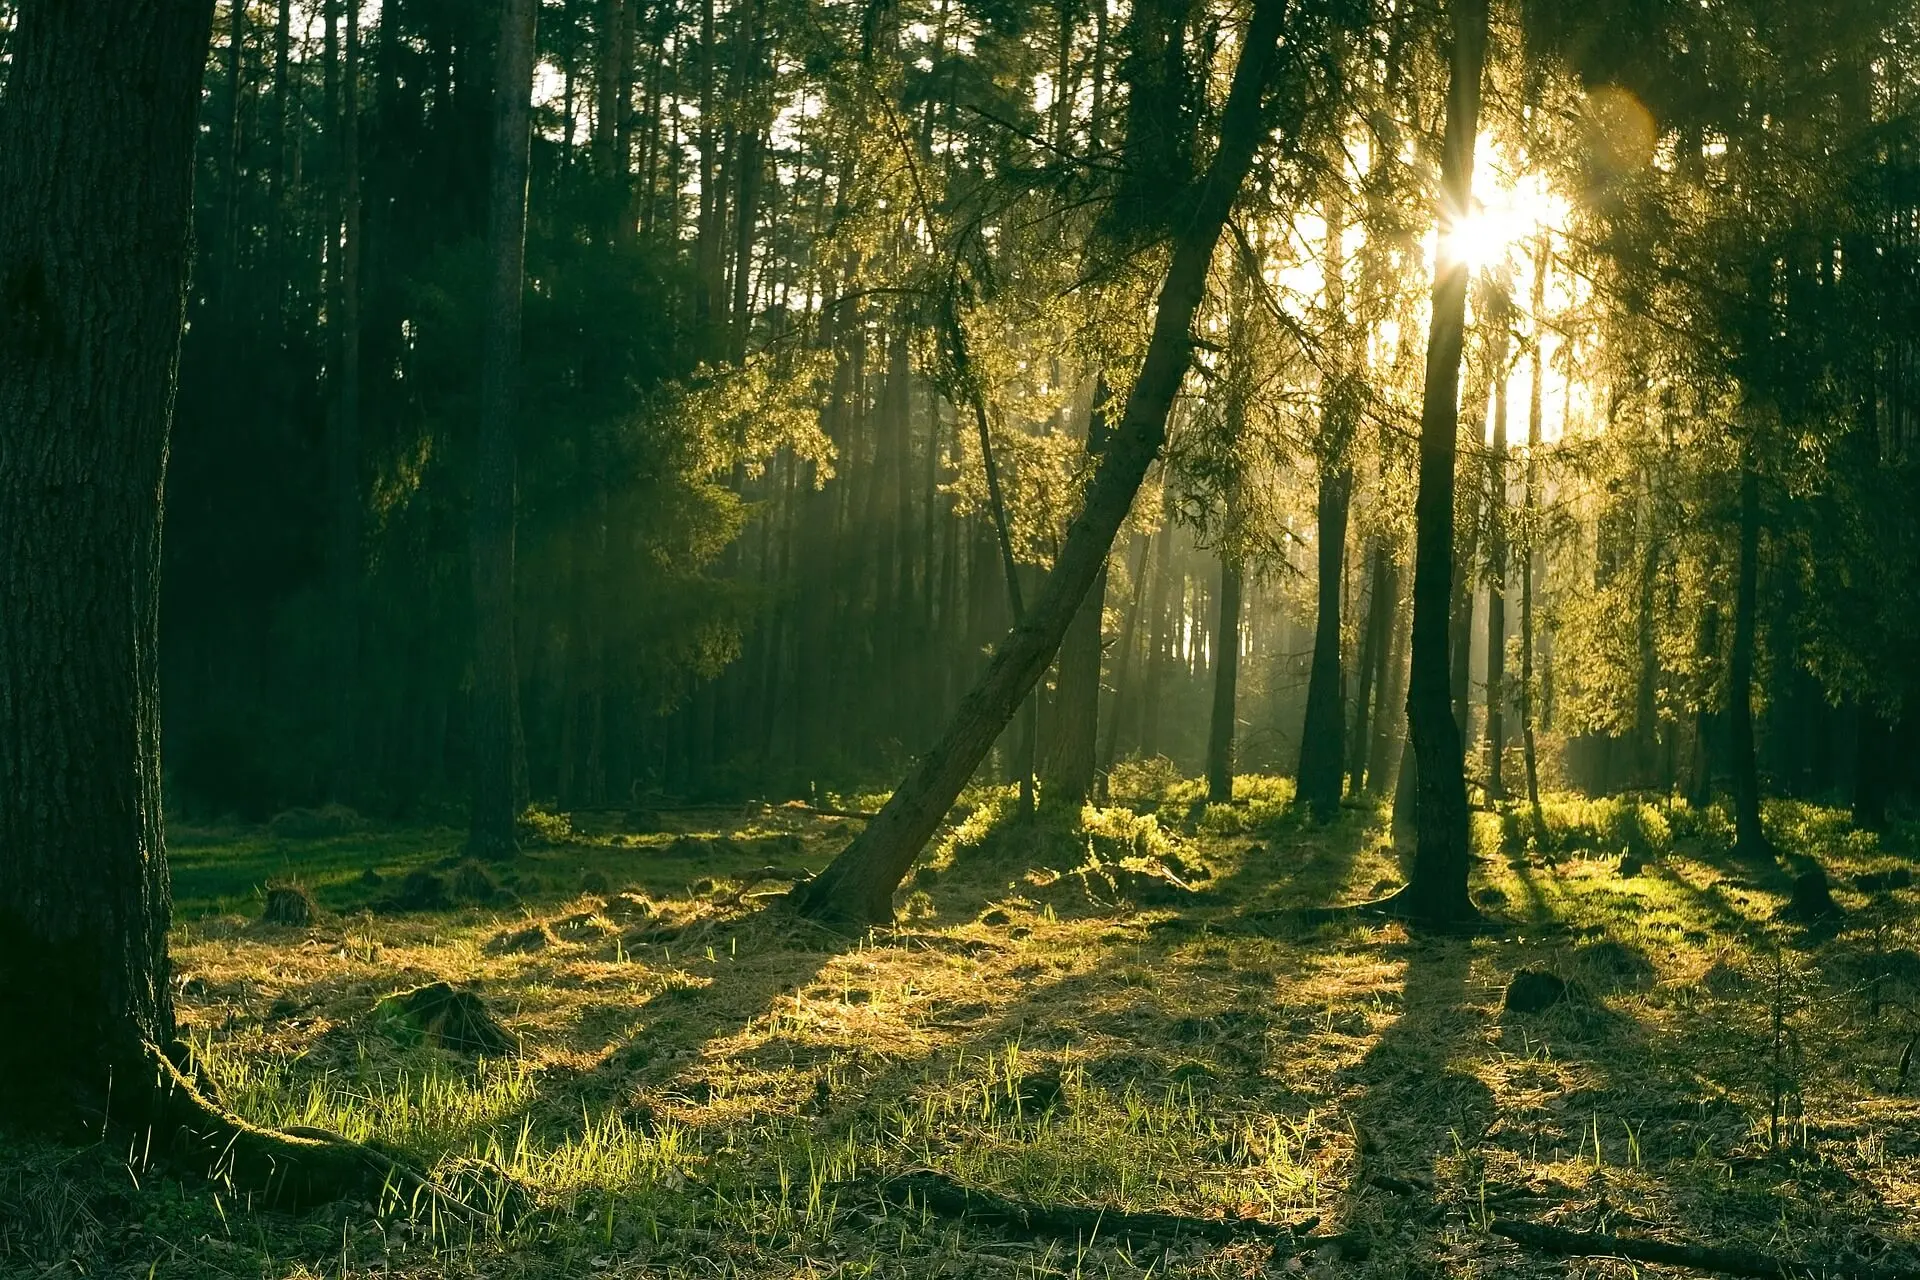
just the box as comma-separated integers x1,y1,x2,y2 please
6,784,1920,1280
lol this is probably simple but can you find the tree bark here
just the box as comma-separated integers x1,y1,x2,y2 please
1520,235,1548,838
1296,179,1354,821
469,0,539,859
1206,549,1245,803
1347,542,1393,795
796,0,1290,925
1040,387,1112,809
1483,284,1511,802
1097,530,1154,793
330,0,364,799
1728,456,1767,859
1399,0,1488,928
0,0,214,1131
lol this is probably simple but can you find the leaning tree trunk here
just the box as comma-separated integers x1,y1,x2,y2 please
469,0,539,859
1728,456,1767,859
0,0,433,1208
1398,0,1488,929
796,0,1290,925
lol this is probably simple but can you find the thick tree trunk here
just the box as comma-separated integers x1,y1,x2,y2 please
796,0,1289,924
1206,551,1245,803
1728,457,1767,859
469,0,538,858
0,3,438,1208
0,0,214,1131
1399,0,1488,928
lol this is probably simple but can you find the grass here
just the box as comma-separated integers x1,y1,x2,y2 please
6,783,1920,1279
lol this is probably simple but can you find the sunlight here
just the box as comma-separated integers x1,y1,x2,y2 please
1440,167,1568,272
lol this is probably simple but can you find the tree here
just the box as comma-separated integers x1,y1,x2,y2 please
1294,176,1355,820
1397,0,1488,928
0,0,416,1205
797,0,1292,925
470,0,540,858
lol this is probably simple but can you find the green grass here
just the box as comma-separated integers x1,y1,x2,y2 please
8,784,1920,1279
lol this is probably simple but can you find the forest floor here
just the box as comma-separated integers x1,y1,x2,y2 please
6,775,1920,1280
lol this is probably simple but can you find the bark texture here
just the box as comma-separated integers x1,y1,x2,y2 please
796,0,1290,924
1400,0,1489,928
469,0,540,858
0,0,214,1129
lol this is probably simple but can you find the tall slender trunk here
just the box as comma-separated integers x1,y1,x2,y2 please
1295,179,1353,820
1206,549,1244,803
797,0,1289,924
1482,287,1511,802
1519,235,1547,836
1368,558,1409,793
1347,542,1392,794
1097,530,1153,793
331,0,364,799
469,0,539,858
1728,456,1767,858
1141,522,1175,756
1041,379,1112,808
1401,0,1488,927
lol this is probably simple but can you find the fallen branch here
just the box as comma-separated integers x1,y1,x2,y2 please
867,1169,1356,1251
1490,1219,1920,1280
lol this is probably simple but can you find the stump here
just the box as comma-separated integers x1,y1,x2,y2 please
393,869,449,911
1503,969,1572,1014
261,884,318,927
1783,866,1839,922
376,982,517,1055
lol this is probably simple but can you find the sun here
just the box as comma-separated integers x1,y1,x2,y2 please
1440,171,1567,271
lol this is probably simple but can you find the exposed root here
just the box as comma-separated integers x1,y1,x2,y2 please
135,1044,496,1215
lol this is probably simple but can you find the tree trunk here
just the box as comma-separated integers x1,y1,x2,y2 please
1728,457,1767,859
1296,178,1354,821
1399,0,1488,928
469,0,538,858
1347,543,1392,795
1368,560,1409,794
796,0,1290,925
331,0,364,800
1297,459,1351,818
1041,381,1113,809
1097,530,1153,794
1206,550,1245,803
0,0,213,1132
1520,235,1548,838
0,2,436,1208
1483,287,1511,802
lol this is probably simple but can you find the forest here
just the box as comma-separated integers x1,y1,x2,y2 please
4,0,1920,1275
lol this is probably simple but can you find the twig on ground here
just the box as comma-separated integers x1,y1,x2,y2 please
1490,1218,1920,1280
862,1169,1356,1252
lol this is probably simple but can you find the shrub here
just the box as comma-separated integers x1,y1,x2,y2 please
266,802,364,840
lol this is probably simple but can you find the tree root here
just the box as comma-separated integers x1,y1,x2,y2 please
135,1043,504,1217
1490,1218,1920,1280
863,1169,1361,1254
